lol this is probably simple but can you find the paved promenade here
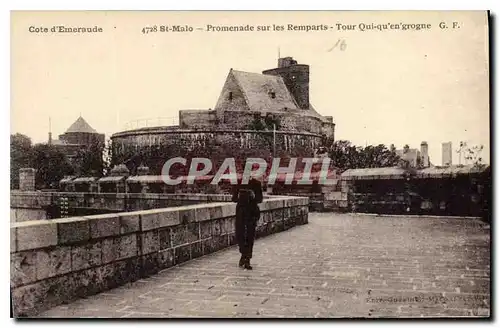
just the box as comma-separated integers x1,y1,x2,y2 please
39,213,490,318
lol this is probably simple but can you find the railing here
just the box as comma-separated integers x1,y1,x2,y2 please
122,116,179,130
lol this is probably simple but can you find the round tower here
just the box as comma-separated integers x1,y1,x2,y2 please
262,57,310,109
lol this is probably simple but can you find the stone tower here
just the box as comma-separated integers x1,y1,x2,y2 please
442,142,452,166
420,141,429,167
262,57,310,109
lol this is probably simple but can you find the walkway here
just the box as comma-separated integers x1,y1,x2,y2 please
38,213,490,318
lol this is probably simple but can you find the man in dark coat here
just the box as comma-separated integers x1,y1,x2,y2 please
232,177,263,270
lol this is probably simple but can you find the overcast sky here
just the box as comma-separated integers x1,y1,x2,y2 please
11,11,489,165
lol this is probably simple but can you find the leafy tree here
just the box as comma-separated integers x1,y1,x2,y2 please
464,144,485,167
32,144,74,189
73,139,105,177
102,138,113,176
329,140,400,173
10,133,34,189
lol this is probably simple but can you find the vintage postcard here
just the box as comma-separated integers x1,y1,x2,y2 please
10,10,490,319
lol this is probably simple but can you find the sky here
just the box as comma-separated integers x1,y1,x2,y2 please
10,11,490,165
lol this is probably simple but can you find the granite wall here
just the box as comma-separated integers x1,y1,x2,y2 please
10,191,234,222
10,196,309,317
111,129,324,175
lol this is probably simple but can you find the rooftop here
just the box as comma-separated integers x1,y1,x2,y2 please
65,116,98,134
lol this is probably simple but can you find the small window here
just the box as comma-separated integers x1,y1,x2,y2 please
228,92,233,101
270,92,276,99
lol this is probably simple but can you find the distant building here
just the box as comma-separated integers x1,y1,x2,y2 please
442,142,452,166
48,116,105,162
420,141,429,167
395,141,431,168
111,56,335,174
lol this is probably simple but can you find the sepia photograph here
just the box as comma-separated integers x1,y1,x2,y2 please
9,10,491,319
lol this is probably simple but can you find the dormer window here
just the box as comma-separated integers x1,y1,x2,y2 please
228,92,233,101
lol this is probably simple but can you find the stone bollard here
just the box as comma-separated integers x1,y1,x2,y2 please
19,168,36,191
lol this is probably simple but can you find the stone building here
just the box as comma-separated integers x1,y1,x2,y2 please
49,116,105,162
111,56,336,175
395,141,431,168
442,141,453,166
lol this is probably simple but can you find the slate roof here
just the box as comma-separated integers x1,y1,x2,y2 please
231,70,299,112
65,116,97,134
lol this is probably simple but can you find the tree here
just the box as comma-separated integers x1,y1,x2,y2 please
10,133,34,189
32,144,74,189
102,138,113,176
329,140,360,172
329,140,400,173
464,144,485,167
73,139,105,177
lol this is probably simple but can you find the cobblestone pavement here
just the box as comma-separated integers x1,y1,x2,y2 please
39,213,490,318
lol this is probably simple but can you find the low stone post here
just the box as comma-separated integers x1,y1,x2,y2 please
19,168,36,191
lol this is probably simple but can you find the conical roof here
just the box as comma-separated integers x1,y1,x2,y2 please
65,116,97,133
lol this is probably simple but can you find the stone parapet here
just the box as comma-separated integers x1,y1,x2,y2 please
10,195,308,317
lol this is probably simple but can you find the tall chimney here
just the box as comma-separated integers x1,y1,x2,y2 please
442,142,452,166
48,117,52,145
420,141,429,167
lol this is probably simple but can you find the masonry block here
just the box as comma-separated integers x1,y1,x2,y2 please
200,221,212,239
119,213,140,234
36,246,72,280
118,234,138,260
272,209,284,221
255,224,266,239
263,211,273,223
101,238,119,264
158,209,181,227
220,217,235,234
158,228,171,250
271,220,284,233
158,248,174,270
174,244,191,265
140,230,159,255
16,221,57,251
228,232,237,246
88,214,120,239
57,218,90,244
176,208,195,224
193,207,211,222
139,211,160,231
220,203,237,218
260,200,284,211
12,282,47,317
171,225,188,247
11,251,37,287
141,253,160,277
202,237,218,255
71,241,102,271
186,222,200,243
93,261,121,291
68,266,103,299
11,228,17,253
191,241,203,259
14,209,47,222
208,206,223,220
212,219,223,237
